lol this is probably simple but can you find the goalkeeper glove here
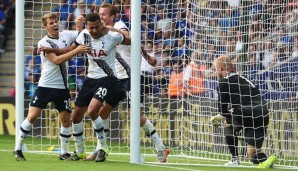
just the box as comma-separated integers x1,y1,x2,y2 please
210,114,224,128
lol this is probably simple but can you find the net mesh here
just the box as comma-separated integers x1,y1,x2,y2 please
23,0,298,167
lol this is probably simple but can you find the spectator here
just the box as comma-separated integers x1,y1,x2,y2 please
183,51,205,97
156,8,172,32
261,41,275,69
121,0,131,27
172,37,191,57
168,58,184,98
73,0,92,20
0,5,6,53
52,0,74,30
24,46,41,98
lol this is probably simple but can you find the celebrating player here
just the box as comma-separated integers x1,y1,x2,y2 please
66,13,129,162
210,56,277,168
13,13,90,161
98,3,169,162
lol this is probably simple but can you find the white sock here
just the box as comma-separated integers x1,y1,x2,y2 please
142,119,165,151
15,118,32,151
60,126,71,155
96,118,110,150
73,121,85,154
103,118,110,136
92,116,107,150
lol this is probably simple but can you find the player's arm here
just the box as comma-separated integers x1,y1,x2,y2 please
38,39,79,55
107,26,131,45
75,15,85,32
210,79,230,127
38,46,74,56
141,46,157,66
45,45,90,65
217,79,231,117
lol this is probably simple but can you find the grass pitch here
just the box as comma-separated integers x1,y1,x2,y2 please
0,135,292,171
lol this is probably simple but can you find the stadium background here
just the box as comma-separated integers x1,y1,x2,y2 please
0,0,298,169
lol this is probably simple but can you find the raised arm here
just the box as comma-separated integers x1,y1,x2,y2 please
141,46,157,66
75,15,85,32
45,45,90,65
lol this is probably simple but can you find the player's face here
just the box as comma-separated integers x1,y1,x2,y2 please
214,62,225,79
45,18,59,37
86,19,104,39
99,7,114,26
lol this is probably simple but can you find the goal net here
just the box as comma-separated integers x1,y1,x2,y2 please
22,0,298,168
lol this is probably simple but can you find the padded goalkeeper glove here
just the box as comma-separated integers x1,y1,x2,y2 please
210,114,224,128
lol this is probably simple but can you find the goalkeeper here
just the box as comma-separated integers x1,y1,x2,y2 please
210,56,277,168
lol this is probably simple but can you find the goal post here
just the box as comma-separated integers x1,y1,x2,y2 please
16,0,298,169
130,0,141,164
15,0,25,146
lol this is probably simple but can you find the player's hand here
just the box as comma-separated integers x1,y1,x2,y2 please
75,15,85,26
210,114,224,128
148,56,157,66
76,45,91,54
38,46,53,53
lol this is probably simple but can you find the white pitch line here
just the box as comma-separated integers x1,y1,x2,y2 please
143,163,205,171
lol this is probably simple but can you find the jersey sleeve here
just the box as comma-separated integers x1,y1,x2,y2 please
114,21,129,32
38,38,52,49
75,29,87,45
110,31,124,45
217,78,231,117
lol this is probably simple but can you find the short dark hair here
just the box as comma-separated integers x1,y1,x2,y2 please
85,13,101,22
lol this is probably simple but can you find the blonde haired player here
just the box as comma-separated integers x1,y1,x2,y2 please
211,56,277,168
13,13,90,161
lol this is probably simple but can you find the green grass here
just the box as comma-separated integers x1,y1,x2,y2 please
0,135,293,171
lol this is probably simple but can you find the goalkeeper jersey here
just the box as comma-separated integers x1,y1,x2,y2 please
217,72,269,119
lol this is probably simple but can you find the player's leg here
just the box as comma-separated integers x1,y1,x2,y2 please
140,75,169,162
244,126,277,168
141,114,169,162
94,102,114,162
13,106,42,161
69,78,100,160
57,110,72,160
87,97,108,162
93,78,126,162
223,118,242,166
14,87,48,161
54,89,73,160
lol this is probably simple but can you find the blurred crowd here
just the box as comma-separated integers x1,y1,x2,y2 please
0,0,15,54
23,0,298,101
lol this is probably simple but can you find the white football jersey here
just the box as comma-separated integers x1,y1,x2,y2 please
114,21,132,79
38,30,78,89
75,29,124,79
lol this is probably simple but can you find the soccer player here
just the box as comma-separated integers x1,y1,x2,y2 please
13,13,90,161
210,56,277,168
66,13,130,162
98,3,169,162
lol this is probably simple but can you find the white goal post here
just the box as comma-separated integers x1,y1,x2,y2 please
16,0,298,168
